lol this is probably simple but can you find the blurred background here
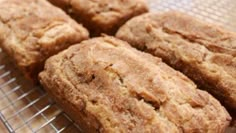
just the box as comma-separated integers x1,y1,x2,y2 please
148,0,236,31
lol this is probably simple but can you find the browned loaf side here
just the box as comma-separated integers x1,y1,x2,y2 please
39,36,231,133
48,0,148,36
116,11,236,110
0,0,89,82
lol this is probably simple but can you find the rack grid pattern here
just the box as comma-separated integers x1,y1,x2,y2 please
0,0,236,132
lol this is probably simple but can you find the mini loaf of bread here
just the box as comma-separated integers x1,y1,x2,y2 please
48,0,148,36
0,0,89,82
39,36,231,133
116,11,236,110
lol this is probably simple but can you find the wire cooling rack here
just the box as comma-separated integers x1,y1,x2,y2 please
0,49,81,132
0,0,236,132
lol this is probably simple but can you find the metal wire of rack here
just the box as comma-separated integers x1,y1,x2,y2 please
0,0,236,132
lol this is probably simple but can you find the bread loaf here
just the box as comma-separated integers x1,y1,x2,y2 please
0,0,89,82
39,36,231,133
116,11,236,110
48,0,148,36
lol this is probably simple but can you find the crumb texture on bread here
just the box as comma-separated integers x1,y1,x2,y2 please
39,36,231,133
48,0,148,35
116,11,236,109
0,0,89,81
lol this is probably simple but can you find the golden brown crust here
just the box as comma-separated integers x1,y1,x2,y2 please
48,0,148,36
116,11,236,109
0,0,89,82
39,36,230,133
